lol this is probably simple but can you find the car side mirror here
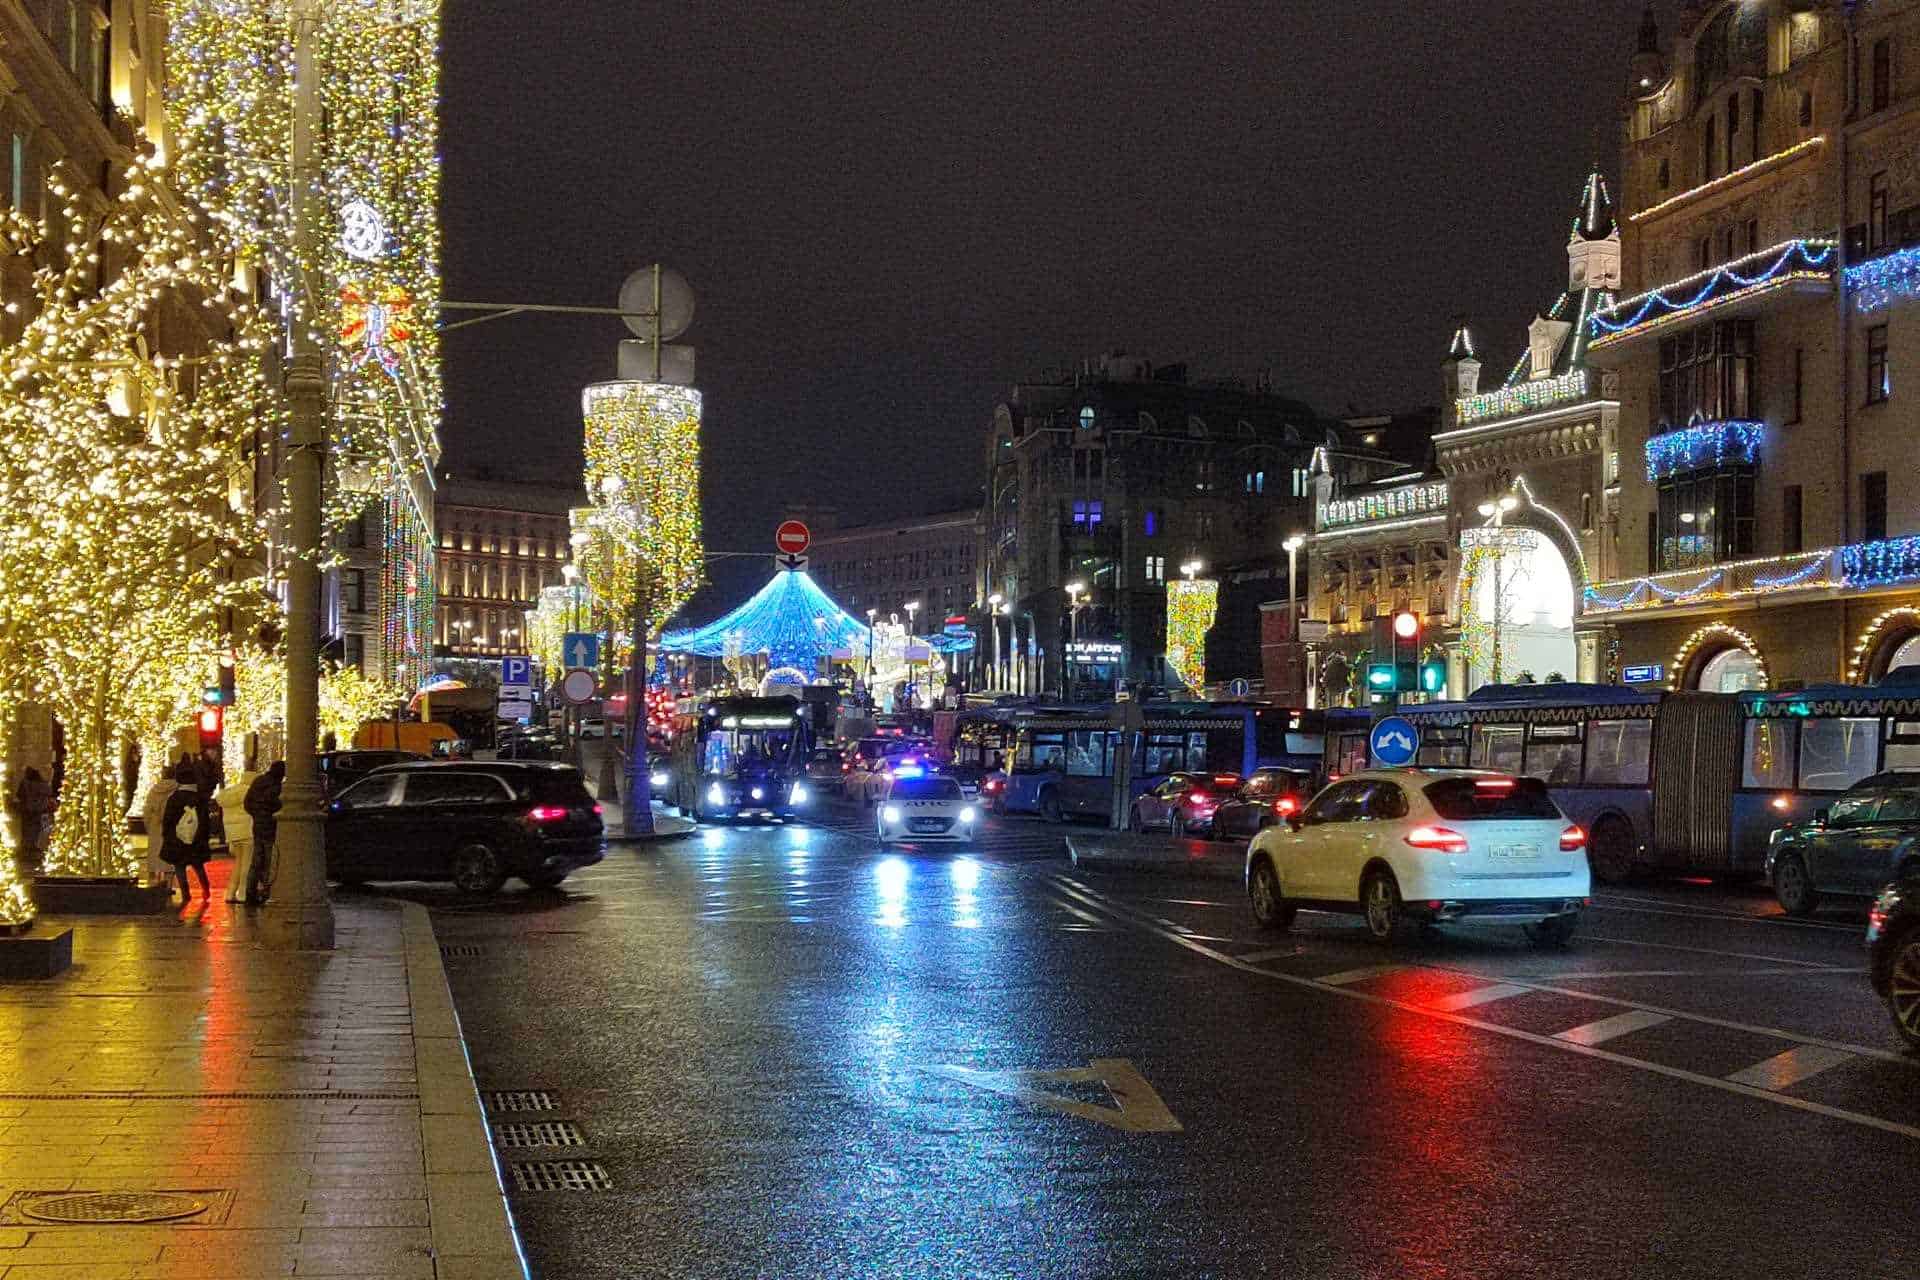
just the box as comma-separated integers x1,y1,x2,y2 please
1286,814,1306,832
1813,808,1830,827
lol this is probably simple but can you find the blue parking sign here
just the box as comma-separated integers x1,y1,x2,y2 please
501,655,533,688
1369,716,1420,767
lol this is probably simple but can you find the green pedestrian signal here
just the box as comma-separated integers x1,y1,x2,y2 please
1419,661,1447,694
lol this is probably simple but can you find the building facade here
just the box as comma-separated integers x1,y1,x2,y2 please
1584,1,1920,693
429,475,583,660
808,509,979,629
978,353,1408,700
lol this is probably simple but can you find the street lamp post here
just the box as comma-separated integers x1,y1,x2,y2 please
865,608,877,708
1063,581,1087,699
987,593,1003,691
1283,534,1305,701
261,0,336,950
1476,495,1520,685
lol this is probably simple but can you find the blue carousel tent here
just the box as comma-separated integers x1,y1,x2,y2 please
659,569,872,671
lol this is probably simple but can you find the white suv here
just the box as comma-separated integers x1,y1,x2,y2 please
1244,768,1590,945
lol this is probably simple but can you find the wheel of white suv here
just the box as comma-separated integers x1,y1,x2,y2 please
1247,859,1295,932
1361,868,1406,944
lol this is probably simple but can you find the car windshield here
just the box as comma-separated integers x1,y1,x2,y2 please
891,778,961,801
1424,776,1561,820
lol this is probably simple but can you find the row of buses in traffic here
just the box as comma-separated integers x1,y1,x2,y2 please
948,666,1920,882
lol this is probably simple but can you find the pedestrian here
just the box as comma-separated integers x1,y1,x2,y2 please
159,760,211,904
242,761,285,906
216,765,259,905
140,766,179,889
11,766,52,869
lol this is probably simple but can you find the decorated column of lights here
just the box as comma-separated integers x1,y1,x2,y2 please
1666,623,1769,692
0,144,281,882
1455,526,1537,681
1848,607,1920,683
1165,578,1219,695
1589,240,1837,343
1643,421,1764,480
379,491,435,691
580,383,704,642
1847,244,1920,314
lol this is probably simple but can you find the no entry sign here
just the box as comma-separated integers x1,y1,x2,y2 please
775,520,812,555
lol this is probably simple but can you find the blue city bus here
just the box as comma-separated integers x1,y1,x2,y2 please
667,695,813,823
1399,684,1660,883
954,701,1337,824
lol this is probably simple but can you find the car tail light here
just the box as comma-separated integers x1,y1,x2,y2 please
1475,777,1515,792
528,805,568,822
1273,796,1299,816
1185,791,1210,806
1212,775,1240,788
1770,794,1790,812
1560,825,1586,851
1403,825,1468,853
1869,903,1888,932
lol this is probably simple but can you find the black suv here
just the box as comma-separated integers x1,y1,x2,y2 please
1868,878,1920,1050
1766,771,1920,915
319,750,426,794
325,761,604,894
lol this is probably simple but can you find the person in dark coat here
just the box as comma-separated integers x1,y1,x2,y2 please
11,767,52,868
242,761,285,905
159,760,211,903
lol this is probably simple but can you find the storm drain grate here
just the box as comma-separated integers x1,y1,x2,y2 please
494,1121,585,1148
440,943,486,958
485,1089,557,1112
510,1161,611,1192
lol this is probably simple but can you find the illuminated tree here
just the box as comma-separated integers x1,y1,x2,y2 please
1166,579,1219,696
318,663,408,749
0,149,278,878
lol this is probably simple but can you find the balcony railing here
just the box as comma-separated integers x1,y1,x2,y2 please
1588,239,1837,350
1583,534,1920,615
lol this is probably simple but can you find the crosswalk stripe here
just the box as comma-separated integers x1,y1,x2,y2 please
1317,964,1404,986
1724,1045,1856,1091
1430,983,1529,1012
1553,1009,1672,1046
1236,947,1295,964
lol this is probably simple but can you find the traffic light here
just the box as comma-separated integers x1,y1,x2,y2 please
197,704,223,747
1419,660,1447,694
1366,663,1397,691
1391,610,1421,692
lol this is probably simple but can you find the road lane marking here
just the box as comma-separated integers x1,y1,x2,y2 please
1431,983,1530,1012
1236,947,1296,964
1554,1010,1672,1046
1317,965,1406,986
1580,932,1839,967
1540,966,1867,980
921,1058,1183,1133
1591,895,1860,933
1042,873,1920,1142
1725,1045,1856,1091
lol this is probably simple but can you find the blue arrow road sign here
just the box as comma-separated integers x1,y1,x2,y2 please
563,632,601,671
1369,715,1420,767
500,655,533,688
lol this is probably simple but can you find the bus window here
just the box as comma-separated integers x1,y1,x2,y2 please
1797,717,1880,791
1026,732,1066,771
1470,724,1524,775
701,731,732,775
1065,730,1106,777
1416,726,1469,768
1144,733,1187,774
1886,719,1920,771
1740,720,1797,789
1333,732,1370,777
1584,719,1652,785
1202,729,1240,773
1523,723,1583,784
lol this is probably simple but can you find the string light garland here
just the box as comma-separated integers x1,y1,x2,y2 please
380,491,435,691
1847,244,1920,314
1667,623,1769,692
1166,578,1218,695
1643,420,1764,479
1456,370,1589,426
1590,240,1836,341
1840,535,1920,588
1848,608,1920,684
1752,552,1832,590
1627,136,1827,224
661,569,870,671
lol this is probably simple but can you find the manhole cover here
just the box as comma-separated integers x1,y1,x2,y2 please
495,1121,585,1148
22,1192,211,1224
486,1090,556,1112
510,1161,611,1192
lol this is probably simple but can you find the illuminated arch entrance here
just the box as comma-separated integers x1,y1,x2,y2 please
1462,526,1578,690
1850,607,1920,684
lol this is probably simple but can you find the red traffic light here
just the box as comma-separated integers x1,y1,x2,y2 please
1392,611,1420,639
198,706,223,739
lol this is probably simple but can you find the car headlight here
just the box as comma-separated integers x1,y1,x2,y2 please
960,806,977,823
882,805,902,825
790,782,809,804
751,786,765,801
650,771,669,787
707,783,726,805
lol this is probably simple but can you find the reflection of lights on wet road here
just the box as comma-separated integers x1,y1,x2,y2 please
700,829,725,850
952,856,981,928
874,856,909,928
786,826,811,848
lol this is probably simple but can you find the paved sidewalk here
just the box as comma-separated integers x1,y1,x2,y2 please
0,861,525,1279
1064,829,1244,881
594,798,697,844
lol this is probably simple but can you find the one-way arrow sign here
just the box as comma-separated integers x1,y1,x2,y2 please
776,552,808,573
563,632,601,670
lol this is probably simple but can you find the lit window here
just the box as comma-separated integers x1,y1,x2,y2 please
1079,406,1095,430
1868,325,1891,405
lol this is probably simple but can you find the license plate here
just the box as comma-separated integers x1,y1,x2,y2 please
1493,844,1538,861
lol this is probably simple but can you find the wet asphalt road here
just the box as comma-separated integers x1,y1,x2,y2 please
416,800,1920,1280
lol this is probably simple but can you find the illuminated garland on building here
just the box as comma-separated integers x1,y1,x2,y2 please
1628,136,1828,224
1847,244,1920,314
1456,370,1589,426
380,491,435,691
1643,420,1764,479
1848,607,1920,683
1667,623,1769,692
1321,481,1450,529
1166,578,1218,695
1752,553,1832,590
1840,535,1920,588
580,382,705,650
1591,240,1837,339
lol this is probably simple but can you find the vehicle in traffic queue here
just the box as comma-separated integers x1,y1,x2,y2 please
325,761,605,894
1866,877,1920,1049
804,746,847,797
1244,769,1589,946
875,775,978,845
854,751,940,808
648,753,672,803
1129,772,1242,836
318,749,426,795
667,695,812,823
1765,772,1920,916
1210,767,1316,842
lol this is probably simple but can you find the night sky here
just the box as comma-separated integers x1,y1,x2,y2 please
442,2,1679,611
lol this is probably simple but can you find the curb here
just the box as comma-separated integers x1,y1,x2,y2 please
400,903,531,1280
1064,836,1244,882
605,824,700,845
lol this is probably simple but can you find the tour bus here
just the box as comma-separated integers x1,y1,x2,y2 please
667,695,812,823
956,701,1340,824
